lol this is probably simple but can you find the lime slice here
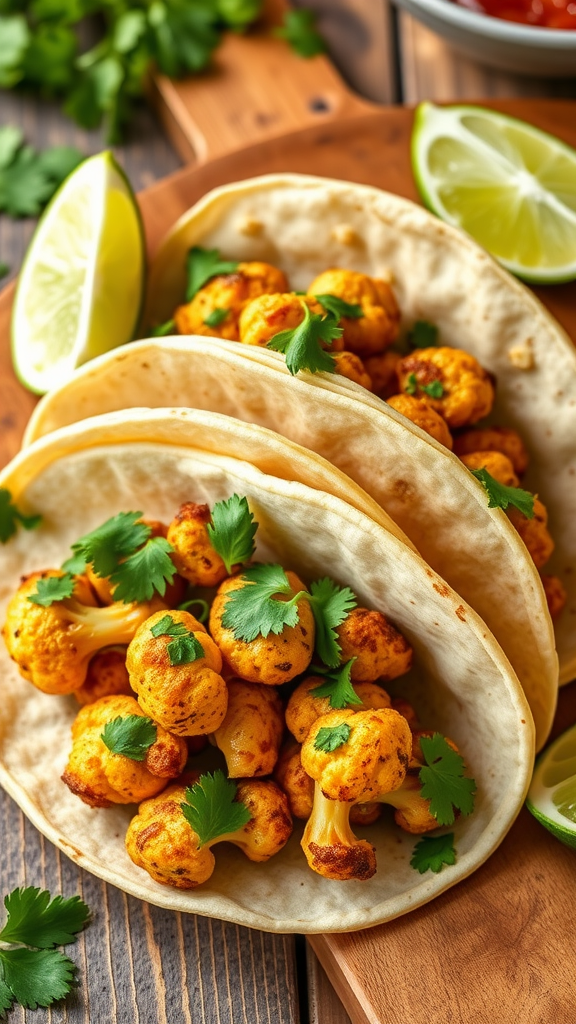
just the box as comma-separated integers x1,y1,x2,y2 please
11,151,145,394
526,722,576,849
411,102,576,284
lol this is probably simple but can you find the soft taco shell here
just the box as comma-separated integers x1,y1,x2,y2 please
0,410,533,933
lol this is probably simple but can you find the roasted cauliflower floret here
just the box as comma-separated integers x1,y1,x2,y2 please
212,679,284,777
459,450,519,488
174,262,288,341
209,570,315,685
541,574,567,620
167,502,228,588
61,695,187,807
274,739,381,826
238,292,343,350
380,774,439,834
396,347,495,428
386,393,453,449
453,426,529,476
74,646,132,705
335,607,412,683
307,269,400,356
364,350,402,399
125,776,292,889
285,675,391,744
332,351,372,390
127,609,228,735
2,571,154,695
508,498,554,569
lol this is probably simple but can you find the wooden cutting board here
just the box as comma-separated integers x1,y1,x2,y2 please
2,4,576,1020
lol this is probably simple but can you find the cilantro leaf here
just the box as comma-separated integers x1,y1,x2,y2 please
66,511,150,579
204,307,229,328
410,833,456,874
221,563,301,641
314,294,363,320
101,714,157,761
407,320,439,349
28,573,75,607
310,660,363,710
421,379,444,399
0,888,90,949
0,15,30,89
181,770,251,846
0,127,23,169
274,9,326,58
418,734,476,826
267,300,342,375
314,722,351,752
150,318,176,337
308,577,356,668
206,494,257,574
108,536,176,603
217,0,263,29
0,947,75,1009
150,613,204,665
404,372,417,396
186,247,239,301
470,468,535,519
0,488,41,544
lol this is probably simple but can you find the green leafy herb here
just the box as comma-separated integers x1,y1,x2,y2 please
308,577,356,667
274,8,326,58
421,379,444,399
407,320,438,349
404,372,418,396
0,886,90,1014
314,722,351,752
0,488,41,544
217,0,263,30
181,770,251,846
109,536,176,603
418,734,476,826
150,613,204,665
150,318,175,337
206,494,257,574
314,294,363,320
63,511,150,578
28,573,75,607
101,714,157,760
0,263,9,280
470,468,535,519
186,247,239,301
410,833,456,874
221,563,303,641
267,300,342,375
310,660,362,710
204,307,229,327
0,126,82,218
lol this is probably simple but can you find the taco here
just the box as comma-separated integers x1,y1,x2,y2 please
0,409,532,933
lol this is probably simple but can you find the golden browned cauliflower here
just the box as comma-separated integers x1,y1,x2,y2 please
285,675,391,744
2,571,154,695
380,774,439,834
363,350,403,399
459,450,519,488
209,570,315,685
174,262,288,341
126,609,228,735
541,574,567,620
391,696,418,729
238,293,343,350
508,498,554,569
453,427,529,476
307,269,400,356
74,647,133,705
274,739,381,825
335,607,412,683
212,679,284,777
332,351,372,390
396,347,495,428
125,775,292,888
167,502,228,588
386,393,453,449
61,695,187,807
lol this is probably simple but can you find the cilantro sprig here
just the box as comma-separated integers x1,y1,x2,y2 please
28,574,75,607
418,734,476,826
204,307,230,328
314,722,351,752
410,833,456,874
310,660,362,710
308,577,356,667
150,318,175,337
181,770,251,846
0,126,82,218
206,494,257,574
186,247,239,301
470,468,535,519
267,300,342,375
404,372,444,399
150,614,205,666
407,320,439,350
0,887,89,1014
314,294,363,320
0,488,41,544
274,8,326,57
101,715,157,760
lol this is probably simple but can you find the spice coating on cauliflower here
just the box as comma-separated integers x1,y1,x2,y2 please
397,347,495,428
285,675,391,744
332,351,372,390
364,350,402,399
74,647,132,705
508,498,554,569
212,679,284,777
335,607,412,683
307,269,400,355
238,293,342,350
387,393,453,450
174,262,288,341
540,574,567,620
459,451,519,488
167,502,228,588
453,427,529,476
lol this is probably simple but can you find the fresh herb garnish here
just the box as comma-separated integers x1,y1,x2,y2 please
0,488,41,544
0,126,82,218
313,722,351,752
410,833,456,874
267,299,342,375
314,294,363,320
181,770,251,846
0,887,89,1014
101,714,157,760
310,660,362,710
418,734,476,826
0,263,9,280
178,597,210,623
204,307,230,327
108,536,176,603
206,494,257,573
28,574,75,607
421,379,444,399
186,247,239,301
470,468,535,519
407,320,438,349
404,372,418,395
150,318,175,337
221,564,301,641
308,577,356,667
150,613,205,665
274,8,326,58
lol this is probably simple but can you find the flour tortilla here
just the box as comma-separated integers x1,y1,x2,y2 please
0,411,533,933
24,339,558,751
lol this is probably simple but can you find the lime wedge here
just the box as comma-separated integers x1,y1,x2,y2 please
411,102,576,284
526,722,576,849
11,151,145,394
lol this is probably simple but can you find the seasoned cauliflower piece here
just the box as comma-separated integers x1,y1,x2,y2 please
307,269,400,355
397,347,495,428
62,695,187,807
387,393,453,449
285,675,391,744
74,647,132,705
212,679,284,777
453,427,529,476
508,498,554,569
209,570,315,685
380,774,439,834
274,740,381,825
364,350,402,399
167,502,228,588
238,293,343,350
459,450,519,488
174,262,288,341
332,351,372,390
127,609,228,735
335,607,412,682
541,574,567,620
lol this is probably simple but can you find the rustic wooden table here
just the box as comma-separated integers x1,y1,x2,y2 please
1,3,575,1021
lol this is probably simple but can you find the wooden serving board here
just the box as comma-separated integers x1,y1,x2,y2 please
2,5,576,1020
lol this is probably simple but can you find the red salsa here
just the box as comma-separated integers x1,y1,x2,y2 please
455,0,576,27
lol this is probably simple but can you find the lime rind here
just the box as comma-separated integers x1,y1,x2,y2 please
526,721,576,850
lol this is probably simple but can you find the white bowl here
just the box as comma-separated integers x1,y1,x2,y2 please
392,0,576,76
